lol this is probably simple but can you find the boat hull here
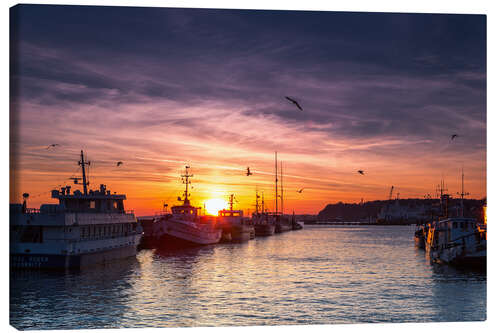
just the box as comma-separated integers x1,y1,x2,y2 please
254,224,275,236
275,222,293,233
10,243,139,270
221,224,254,243
161,219,222,247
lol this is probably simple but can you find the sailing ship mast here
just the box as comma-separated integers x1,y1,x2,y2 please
280,161,284,214
458,167,470,217
275,151,278,214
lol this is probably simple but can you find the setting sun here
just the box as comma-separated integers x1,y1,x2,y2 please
204,198,227,216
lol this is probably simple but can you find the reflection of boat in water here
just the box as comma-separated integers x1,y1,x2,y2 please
10,150,143,270
217,194,255,242
146,166,222,248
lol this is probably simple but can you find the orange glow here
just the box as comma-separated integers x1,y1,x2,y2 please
204,198,227,216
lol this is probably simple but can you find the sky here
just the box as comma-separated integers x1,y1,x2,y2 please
9,5,486,216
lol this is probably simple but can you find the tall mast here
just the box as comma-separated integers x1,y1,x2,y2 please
458,167,469,217
255,188,260,214
261,192,265,213
229,194,234,211
280,161,284,214
78,150,90,195
275,151,278,214
181,166,193,205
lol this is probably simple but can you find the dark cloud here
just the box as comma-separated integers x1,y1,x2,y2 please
11,5,486,159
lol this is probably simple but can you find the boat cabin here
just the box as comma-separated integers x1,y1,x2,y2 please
51,184,127,213
171,203,201,222
218,209,243,217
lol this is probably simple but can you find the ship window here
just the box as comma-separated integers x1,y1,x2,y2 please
453,222,457,228
90,201,95,209
113,201,118,209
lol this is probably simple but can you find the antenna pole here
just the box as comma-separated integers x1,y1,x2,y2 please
262,192,265,213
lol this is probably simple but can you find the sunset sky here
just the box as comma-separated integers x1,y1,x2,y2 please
10,5,486,216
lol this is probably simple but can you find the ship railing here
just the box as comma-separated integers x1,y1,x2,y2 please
432,231,485,252
25,208,40,214
124,210,135,215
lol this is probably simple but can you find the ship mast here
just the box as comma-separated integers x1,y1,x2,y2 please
458,167,470,217
275,151,278,214
261,192,265,213
280,161,284,214
229,194,235,211
181,166,193,205
255,188,260,214
78,150,90,195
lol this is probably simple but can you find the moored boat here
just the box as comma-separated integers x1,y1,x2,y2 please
147,166,222,248
10,150,143,270
424,170,486,268
217,194,254,242
426,217,486,267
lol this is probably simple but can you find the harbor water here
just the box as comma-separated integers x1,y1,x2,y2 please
10,225,486,329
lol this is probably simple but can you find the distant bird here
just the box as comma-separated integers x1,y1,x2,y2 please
116,161,123,167
246,167,253,176
46,144,59,149
285,96,303,111
358,170,365,175
451,134,458,141
297,188,305,193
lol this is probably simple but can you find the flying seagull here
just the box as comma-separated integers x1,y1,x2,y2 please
451,134,458,141
116,161,123,167
297,188,305,193
358,170,365,175
285,96,303,111
46,144,59,149
246,167,253,176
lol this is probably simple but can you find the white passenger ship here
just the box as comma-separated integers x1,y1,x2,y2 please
10,150,143,269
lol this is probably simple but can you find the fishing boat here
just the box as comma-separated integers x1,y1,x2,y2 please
217,194,254,242
291,211,303,230
10,150,143,270
414,225,426,249
426,217,486,267
251,190,275,236
425,170,486,267
149,166,222,247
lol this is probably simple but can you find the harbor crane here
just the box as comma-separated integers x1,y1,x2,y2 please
388,185,394,201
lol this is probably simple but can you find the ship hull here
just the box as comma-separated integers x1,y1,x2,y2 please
275,222,293,233
154,232,220,248
220,224,254,243
254,224,275,236
10,243,139,270
159,219,222,247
